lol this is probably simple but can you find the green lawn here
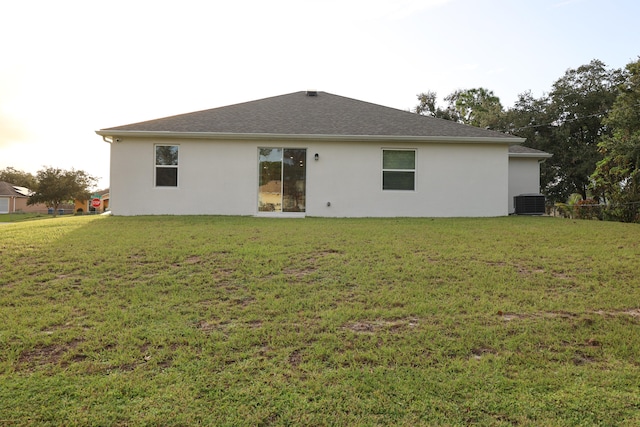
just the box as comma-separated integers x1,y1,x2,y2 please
1,215,639,426
0,213,49,223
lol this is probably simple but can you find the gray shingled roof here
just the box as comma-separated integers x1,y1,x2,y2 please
508,145,553,157
99,91,522,141
0,182,26,197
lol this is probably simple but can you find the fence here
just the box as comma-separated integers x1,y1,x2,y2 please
7,208,102,216
551,200,640,222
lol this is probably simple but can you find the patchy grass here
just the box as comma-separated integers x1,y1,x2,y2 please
1,215,639,426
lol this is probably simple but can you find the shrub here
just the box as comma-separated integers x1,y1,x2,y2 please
576,198,601,220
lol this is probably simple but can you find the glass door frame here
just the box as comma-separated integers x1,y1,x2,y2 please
257,147,307,217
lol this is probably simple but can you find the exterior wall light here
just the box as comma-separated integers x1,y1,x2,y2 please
314,153,319,161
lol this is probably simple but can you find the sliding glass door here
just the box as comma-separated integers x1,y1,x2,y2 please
258,148,306,212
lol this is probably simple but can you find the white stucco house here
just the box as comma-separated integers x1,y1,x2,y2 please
96,91,551,217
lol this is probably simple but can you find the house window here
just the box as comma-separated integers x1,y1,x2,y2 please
155,145,179,187
382,149,415,190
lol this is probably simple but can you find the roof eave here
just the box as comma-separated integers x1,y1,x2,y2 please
509,152,553,159
95,130,525,144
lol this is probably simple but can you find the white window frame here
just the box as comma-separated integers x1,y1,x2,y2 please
382,149,416,191
154,144,179,188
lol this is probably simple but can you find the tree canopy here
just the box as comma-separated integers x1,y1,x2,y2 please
414,87,503,128
544,60,623,200
0,167,37,189
28,167,97,217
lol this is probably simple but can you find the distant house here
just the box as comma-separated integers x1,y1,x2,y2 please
74,189,110,214
0,182,47,214
96,91,551,217
0,181,25,213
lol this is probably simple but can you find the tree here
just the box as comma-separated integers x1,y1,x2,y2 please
502,91,558,198
414,90,461,122
543,60,623,201
28,167,97,217
0,167,37,189
444,88,504,129
498,61,623,204
591,58,640,222
415,88,504,128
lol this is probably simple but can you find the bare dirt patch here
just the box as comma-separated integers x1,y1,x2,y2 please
572,351,597,365
172,255,203,267
283,266,316,278
498,310,577,321
516,265,547,276
593,309,640,318
195,320,219,332
17,338,83,371
212,268,235,280
283,249,342,279
551,271,572,280
288,349,302,367
344,318,420,333
485,261,508,267
470,347,498,360
499,309,640,321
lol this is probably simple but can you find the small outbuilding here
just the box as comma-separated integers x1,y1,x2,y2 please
96,91,550,217
507,145,553,214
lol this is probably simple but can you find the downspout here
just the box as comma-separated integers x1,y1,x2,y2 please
101,135,114,215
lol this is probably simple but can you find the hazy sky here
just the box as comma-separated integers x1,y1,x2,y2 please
1,0,638,189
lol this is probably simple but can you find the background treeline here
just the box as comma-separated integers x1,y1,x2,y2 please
416,58,640,223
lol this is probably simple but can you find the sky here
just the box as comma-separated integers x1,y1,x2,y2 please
1,0,639,190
